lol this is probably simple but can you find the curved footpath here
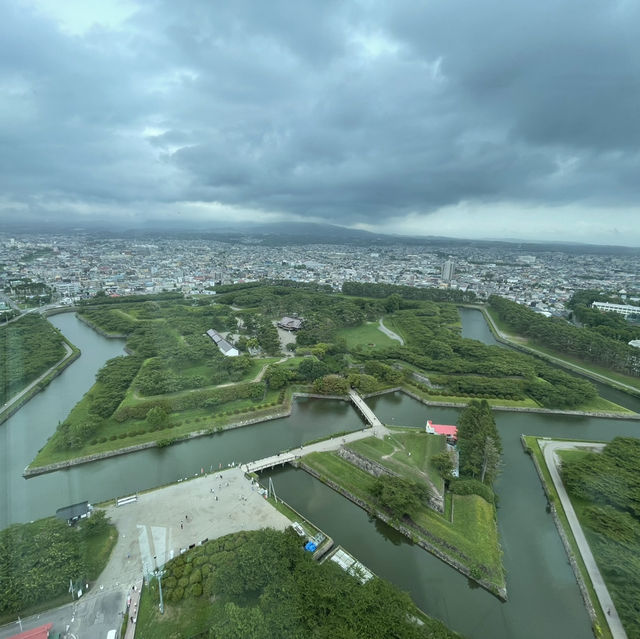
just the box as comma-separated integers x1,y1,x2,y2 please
378,318,404,345
540,439,628,639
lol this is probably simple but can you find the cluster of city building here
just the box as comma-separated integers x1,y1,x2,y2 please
1,233,639,317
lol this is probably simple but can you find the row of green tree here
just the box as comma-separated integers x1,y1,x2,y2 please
78,290,183,306
56,356,143,449
567,290,640,344
0,512,113,616
148,528,458,638
489,295,640,377
562,437,640,635
361,307,596,408
457,400,502,486
113,381,266,422
342,281,477,303
0,314,67,404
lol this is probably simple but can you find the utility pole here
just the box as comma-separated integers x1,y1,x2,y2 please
154,568,165,614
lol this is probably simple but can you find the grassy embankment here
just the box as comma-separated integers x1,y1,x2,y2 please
303,432,504,592
484,306,640,395
337,318,545,409
521,436,612,639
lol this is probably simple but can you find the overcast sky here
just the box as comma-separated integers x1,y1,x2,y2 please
2,0,640,245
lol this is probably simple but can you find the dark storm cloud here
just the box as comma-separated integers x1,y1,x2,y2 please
1,0,639,227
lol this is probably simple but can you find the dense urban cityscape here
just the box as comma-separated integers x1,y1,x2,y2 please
2,232,639,319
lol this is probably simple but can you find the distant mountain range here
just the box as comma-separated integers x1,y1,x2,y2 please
3,218,640,255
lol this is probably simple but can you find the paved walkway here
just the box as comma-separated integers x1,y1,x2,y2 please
123,578,143,639
349,390,384,428
540,439,628,639
245,421,389,473
378,318,404,345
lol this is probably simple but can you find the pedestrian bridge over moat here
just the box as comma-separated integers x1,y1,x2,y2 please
244,391,388,474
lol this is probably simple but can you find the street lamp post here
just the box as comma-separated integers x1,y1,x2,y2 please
154,568,165,614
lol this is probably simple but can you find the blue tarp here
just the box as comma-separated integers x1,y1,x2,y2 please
304,541,317,552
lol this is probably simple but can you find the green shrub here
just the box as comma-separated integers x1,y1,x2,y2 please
449,479,496,505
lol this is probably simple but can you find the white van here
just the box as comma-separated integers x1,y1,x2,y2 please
106,631,117,639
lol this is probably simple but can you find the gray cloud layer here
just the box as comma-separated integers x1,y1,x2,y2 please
1,0,639,240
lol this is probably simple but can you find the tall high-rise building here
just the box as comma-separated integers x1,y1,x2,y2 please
442,259,455,282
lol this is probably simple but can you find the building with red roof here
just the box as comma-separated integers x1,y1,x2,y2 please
425,420,458,444
9,623,53,639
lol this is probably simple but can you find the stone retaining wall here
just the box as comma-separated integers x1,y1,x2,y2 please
24,406,293,477
337,447,444,512
75,312,128,339
337,448,399,478
400,387,639,420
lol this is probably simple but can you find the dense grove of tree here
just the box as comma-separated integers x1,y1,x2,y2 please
152,529,458,638
566,290,640,344
312,374,350,395
489,295,640,377
4,278,52,304
457,400,502,486
57,356,143,449
0,512,113,616
562,438,640,635
78,291,183,307
342,281,477,303
0,314,67,404
372,476,431,521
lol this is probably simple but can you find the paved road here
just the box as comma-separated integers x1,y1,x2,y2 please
0,590,122,639
378,318,404,345
540,439,628,639
0,342,73,418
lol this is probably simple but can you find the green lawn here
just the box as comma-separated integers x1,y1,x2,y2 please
302,451,504,590
348,431,446,492
337,322,397,351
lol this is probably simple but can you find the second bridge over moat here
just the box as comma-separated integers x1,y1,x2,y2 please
245,391,388,473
